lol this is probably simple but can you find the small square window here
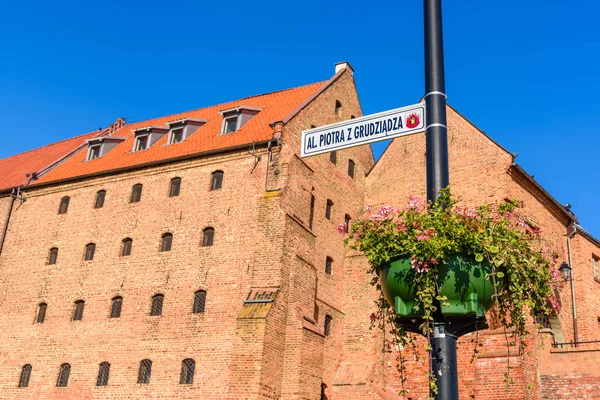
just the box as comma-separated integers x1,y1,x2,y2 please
170,129,183,144
89,145,101,160
135,136,148,152
224,117,238,134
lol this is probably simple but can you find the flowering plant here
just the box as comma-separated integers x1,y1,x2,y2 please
342,188,560,394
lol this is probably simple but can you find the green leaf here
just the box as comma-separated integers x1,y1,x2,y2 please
496,271,505,278
475,253,484,262
489,245,499,253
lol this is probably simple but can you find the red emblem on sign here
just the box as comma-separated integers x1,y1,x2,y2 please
406,113,420,129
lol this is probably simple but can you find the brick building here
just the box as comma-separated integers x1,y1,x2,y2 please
0,63,599,399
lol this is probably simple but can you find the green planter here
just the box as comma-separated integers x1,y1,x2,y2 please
378,254,495,317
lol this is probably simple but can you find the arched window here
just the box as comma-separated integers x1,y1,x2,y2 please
137,359,152,384
210,171,223,191
110,296,123,318
325,257,333,275
193,290,207,314
37,302,47,323
94,190,106,209
96,362,110,386
335,100,342,116
179,359,195,384
202,228,214,247
84,243,96,261
160,233,172,252
130,184,143,203
324,315,333,336
56,363,70,387
150,294,164,316
121,238,132,256
325,200,333,220
344,214,351,234
19,364,32,387
58,196,70,214
73,300,85,321
169,177,181,197
48,247,58,265
329,151,337,165
348,159,355,178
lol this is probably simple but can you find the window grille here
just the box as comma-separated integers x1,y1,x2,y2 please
344,215,351,234
179,359,195,384
202,228,214,247
309,195,315,230
150,294,164,316
96,362,110,386
94,190,106,209
56,363,70,387
326,200,333,220
73,300,84,321
348,160,355,178
58,196,70,214
211,171,223,190
48,248,58,265
169,178,181,197
122,238,132,256
324,315,333,336
160,233,172,252
131,184,143,203
37,303,47,323
137,359,152,384
330,151,337,165
193,290,207,314
85,243,95,261
19,364,32,388
325,257,333,275
110,296,122,318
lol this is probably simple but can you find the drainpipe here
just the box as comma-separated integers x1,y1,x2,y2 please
566,226,578,345
0,187,19,256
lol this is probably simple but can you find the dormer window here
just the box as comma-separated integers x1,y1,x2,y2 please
85,137,126,161
166,118,207,145
219,106,262,135
132,126,169,152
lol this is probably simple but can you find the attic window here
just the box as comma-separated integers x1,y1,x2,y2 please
132,126,169,152
166,118,207,145
134,135,148,152
219,106,262,135
88,144,101,160
170,129,183,144
85,137,126,161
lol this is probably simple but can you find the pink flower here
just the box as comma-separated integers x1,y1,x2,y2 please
363,204,372,212
546,294,561,312
405,195,424,212
378,205,394,218
397,224,408,233
416,228,436,241
337,222,348,234
410,256,429,273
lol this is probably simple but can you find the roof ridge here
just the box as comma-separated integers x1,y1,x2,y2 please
0,129,101,162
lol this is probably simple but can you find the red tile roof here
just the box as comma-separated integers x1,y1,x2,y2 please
0,80,326,192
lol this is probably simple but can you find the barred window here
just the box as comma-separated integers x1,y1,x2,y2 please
210,171,223,191
137,359,152,384
150,294,164,316
48,247,58,265
326,200,333,220
309,195,315,230
85,243,96,261
344,214,351,234
202,228,214,247
160,233,172,252
348,160,355,178
96,362,110,386
58,196,70,214
94,190,106,209
73,300,84,321
193,290,207,314
324,315,333,336
169,178,181,197
56,363,70,387
37,302,47,323
110,296,123,318
131,184,143,203
121,238,132,257
325,257,333,275
179,358,195,384
19,364,32,388
330,151,337,165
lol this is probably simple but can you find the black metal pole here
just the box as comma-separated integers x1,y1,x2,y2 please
424,1,457,399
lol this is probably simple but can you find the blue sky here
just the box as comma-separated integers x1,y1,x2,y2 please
1,0,599,236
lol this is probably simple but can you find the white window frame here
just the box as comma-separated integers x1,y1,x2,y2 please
168,128,184,145
87,144,102,161
222,115,239,134
133,134,149,152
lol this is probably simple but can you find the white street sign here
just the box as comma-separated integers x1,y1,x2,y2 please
300,103,425,158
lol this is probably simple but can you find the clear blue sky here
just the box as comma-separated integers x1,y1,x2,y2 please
1,0,598,236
